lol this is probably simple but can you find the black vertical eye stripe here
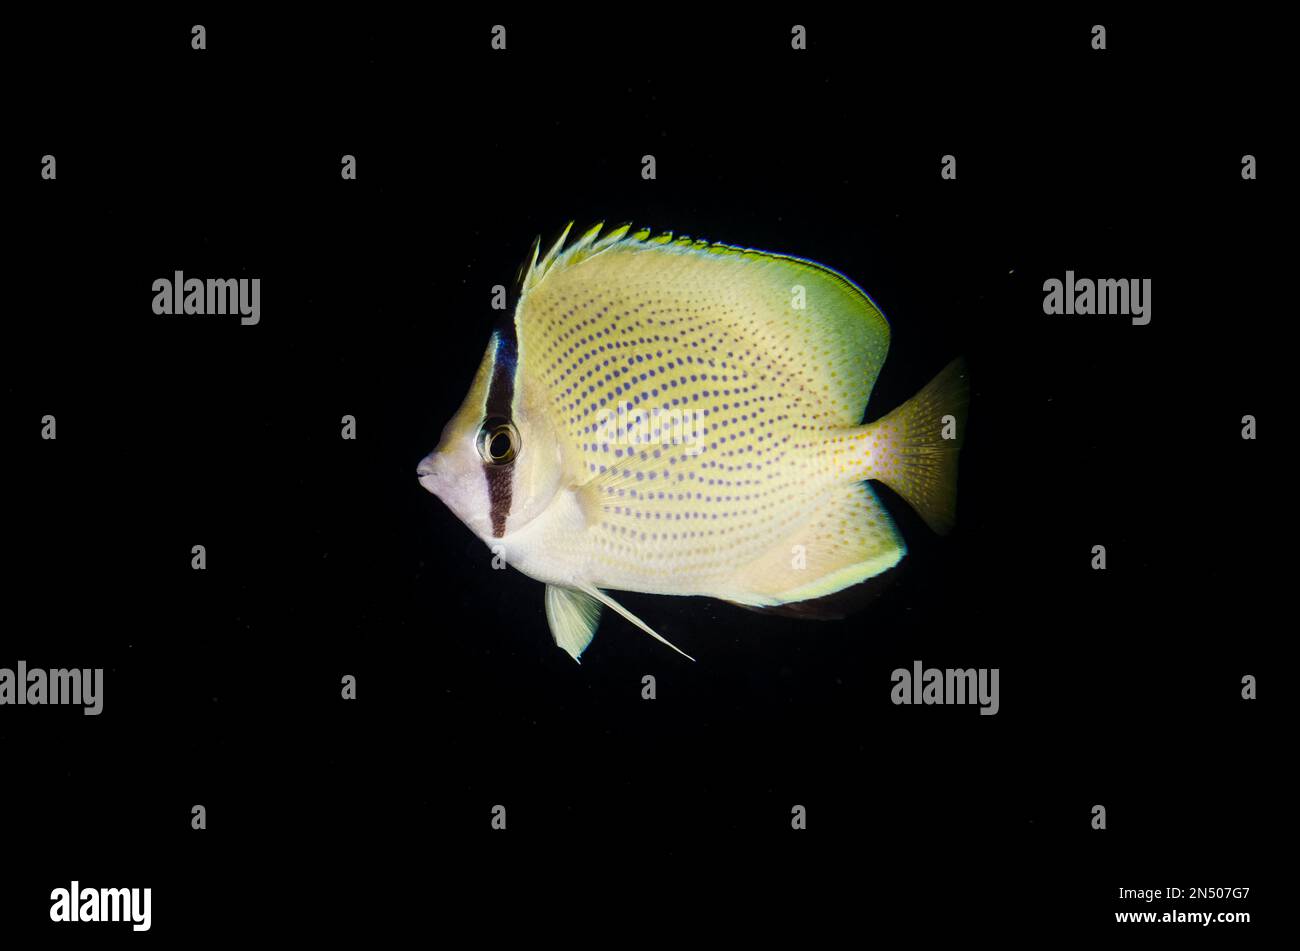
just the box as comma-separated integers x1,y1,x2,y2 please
483,319,519,537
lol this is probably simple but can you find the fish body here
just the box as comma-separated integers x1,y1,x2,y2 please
419,223,969,661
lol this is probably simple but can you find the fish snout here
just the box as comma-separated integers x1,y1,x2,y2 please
417,453,442,495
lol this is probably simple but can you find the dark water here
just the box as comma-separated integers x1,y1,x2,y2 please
4,11,1281,940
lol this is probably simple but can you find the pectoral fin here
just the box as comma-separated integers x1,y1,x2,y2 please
544,585,603,663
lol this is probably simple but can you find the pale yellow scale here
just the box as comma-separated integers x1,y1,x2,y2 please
420,223,968,660
510,228,906,608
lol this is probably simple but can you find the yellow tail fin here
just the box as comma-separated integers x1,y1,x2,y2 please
859,358,969,534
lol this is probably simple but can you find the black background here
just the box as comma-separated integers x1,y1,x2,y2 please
4,11,1281,942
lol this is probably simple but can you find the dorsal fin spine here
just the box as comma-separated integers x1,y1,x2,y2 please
516,222,886,338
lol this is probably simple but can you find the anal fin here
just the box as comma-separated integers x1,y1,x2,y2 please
723,482,905,608
725,563,903,619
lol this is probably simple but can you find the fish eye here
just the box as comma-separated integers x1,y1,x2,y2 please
477,417,520,466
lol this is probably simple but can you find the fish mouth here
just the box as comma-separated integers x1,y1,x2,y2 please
417,456,440,495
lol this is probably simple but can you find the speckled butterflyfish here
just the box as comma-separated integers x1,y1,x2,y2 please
417,222,969,662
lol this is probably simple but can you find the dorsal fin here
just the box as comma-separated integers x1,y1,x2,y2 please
514,219,893,423
518,220,642,293
514,219,894,426
513,234,540,291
